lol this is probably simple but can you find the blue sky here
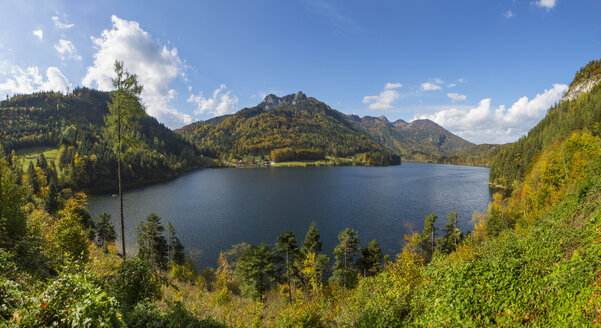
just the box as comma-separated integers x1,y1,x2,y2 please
0,0,600,143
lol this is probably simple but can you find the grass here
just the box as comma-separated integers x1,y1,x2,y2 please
15,146,59,169
270,156,355,167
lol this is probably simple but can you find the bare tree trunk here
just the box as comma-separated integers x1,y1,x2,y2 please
118,115,126,259
286,252,292,305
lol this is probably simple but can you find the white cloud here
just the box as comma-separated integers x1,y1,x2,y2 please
32,29,43,40
82,15,193,127
536,0,556,9
363,83,402,110
415,83,568,143
421,82,442,91
503,10,515,18
0,65,70,97
54,39,82,61
384,82,403,89
447,93,467,102
188,84,239,116
52,15,74,29
448,83,457,88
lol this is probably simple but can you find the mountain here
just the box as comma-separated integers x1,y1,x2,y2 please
178,92,475,164
177,92,400,165
0,88,209,189
344,114,474,161
490,59,601,188
438,143,505,167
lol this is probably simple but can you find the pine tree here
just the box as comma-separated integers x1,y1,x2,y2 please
438,209,462,254
43,177,60,215
419,213,438,262
95,212,117,252
27,162,38,196
301,221,322,255
105,60,146,259
235,243,280,301
331,228,361,288
357,239,385,277
137,213,168,271
276,230,300,304
166,221,185,266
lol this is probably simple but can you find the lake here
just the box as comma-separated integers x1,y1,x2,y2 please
87,163,492,267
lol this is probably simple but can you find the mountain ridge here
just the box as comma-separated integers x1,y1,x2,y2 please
179,92,476,163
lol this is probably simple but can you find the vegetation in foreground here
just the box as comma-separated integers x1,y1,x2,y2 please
2,127,601,326
2,59,601,327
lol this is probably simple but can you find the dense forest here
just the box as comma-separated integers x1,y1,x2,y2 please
490,59,601,189
0,88,212,190
177,93,402,166
438,143,505,166
177,93,481,166
347,115,475,162
2,59,601,326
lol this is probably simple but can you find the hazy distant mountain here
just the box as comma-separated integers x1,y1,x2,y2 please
344,114,474,161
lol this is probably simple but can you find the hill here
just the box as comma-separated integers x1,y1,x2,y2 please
3,60,601,327
490,59,601,189
345,114,474,161
438,143,505,166
0,88,210,190
178,92,476,165
177,92,401,165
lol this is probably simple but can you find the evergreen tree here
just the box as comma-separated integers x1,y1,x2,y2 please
357,239,385,277
0,151,27,249
331,228,361,288
44,177,60,215
419,213,438,262
235,243,280,301
438,209,462,254
137,213,168,271
27,162,38,196
95,212,117,251
166,221,185,266
276,230,300,304
301,221,323,255
105,60,146,259
38,152,48,171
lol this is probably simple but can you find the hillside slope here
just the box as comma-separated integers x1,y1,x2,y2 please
177,92,397,163
345,114,474,161
490,59,601,188
0,88,208,189
178,92,475,164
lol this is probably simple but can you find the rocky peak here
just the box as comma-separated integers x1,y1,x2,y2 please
259,91,308,110
562,77,601,102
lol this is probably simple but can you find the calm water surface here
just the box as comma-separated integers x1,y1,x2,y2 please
87,163,492,267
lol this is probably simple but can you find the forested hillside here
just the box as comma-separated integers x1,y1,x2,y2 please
0,88,210,190
439,143,504,166
490,59,601,189
177,92,479,166
2,60,601,327
346,115,474,162
177,92,401,165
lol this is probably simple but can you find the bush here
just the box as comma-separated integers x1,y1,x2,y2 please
20,265,122,327
110,258,161,309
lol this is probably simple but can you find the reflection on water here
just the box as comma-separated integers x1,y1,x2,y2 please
88,163,492,267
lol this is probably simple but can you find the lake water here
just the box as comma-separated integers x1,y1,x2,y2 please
87,163,492,267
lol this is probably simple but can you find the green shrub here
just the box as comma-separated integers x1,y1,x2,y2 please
110,258,161,309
